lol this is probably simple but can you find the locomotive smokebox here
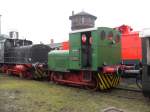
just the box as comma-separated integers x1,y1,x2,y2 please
69,11,97,30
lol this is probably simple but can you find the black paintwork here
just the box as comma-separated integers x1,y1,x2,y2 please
0,37,50,65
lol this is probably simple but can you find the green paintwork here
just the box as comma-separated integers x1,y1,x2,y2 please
69,27,121,71
48,27,121,72
95,27,121,70
48,50,69,72
69,33,81,70
91,30,98,70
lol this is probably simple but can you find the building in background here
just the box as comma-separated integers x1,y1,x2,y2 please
69,11,97,30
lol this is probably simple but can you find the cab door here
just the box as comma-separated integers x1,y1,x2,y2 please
81,32,92,68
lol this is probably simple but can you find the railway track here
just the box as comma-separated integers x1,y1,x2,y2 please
113,87,143,100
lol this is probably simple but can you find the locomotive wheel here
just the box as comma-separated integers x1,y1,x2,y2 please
85,75,99,91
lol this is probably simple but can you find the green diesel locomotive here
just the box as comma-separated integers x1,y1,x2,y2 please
48,27,121,90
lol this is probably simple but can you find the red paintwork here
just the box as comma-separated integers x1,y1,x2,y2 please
3,64,33,78
62,41,69,50
116,25,142,61
1,65,8,73
50,71,95,87
14,65,27,72
103,66,118,74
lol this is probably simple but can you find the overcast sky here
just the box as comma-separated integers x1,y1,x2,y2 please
0,0,150,44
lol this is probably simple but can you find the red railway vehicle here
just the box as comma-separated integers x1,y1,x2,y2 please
62,41,69,50
116,25,142,65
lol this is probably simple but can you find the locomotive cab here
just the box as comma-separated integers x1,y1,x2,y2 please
69,29,93,70
69,27,121,71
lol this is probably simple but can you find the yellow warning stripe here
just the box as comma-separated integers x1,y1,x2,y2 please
112,75,120,87
112,75,117,87
116,77,120,86
114,77,118,87
114,76,118,87
97,74,103,90
98,76,105,90
99,74,107,89
99,82,104,90
111,75,115,84
97,73,120,90
116,77,119,86
98,74,107,89
109,74,114,87
104,74,113,87
113,76,117,87
108,75,113,81
102,74,111,89
101,74,109,89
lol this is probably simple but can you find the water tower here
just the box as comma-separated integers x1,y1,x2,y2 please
69,11,97,30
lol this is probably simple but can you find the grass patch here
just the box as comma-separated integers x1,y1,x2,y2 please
0,75,150,112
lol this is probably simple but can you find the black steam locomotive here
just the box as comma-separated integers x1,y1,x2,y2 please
0,35,50,64
0,33,50,78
